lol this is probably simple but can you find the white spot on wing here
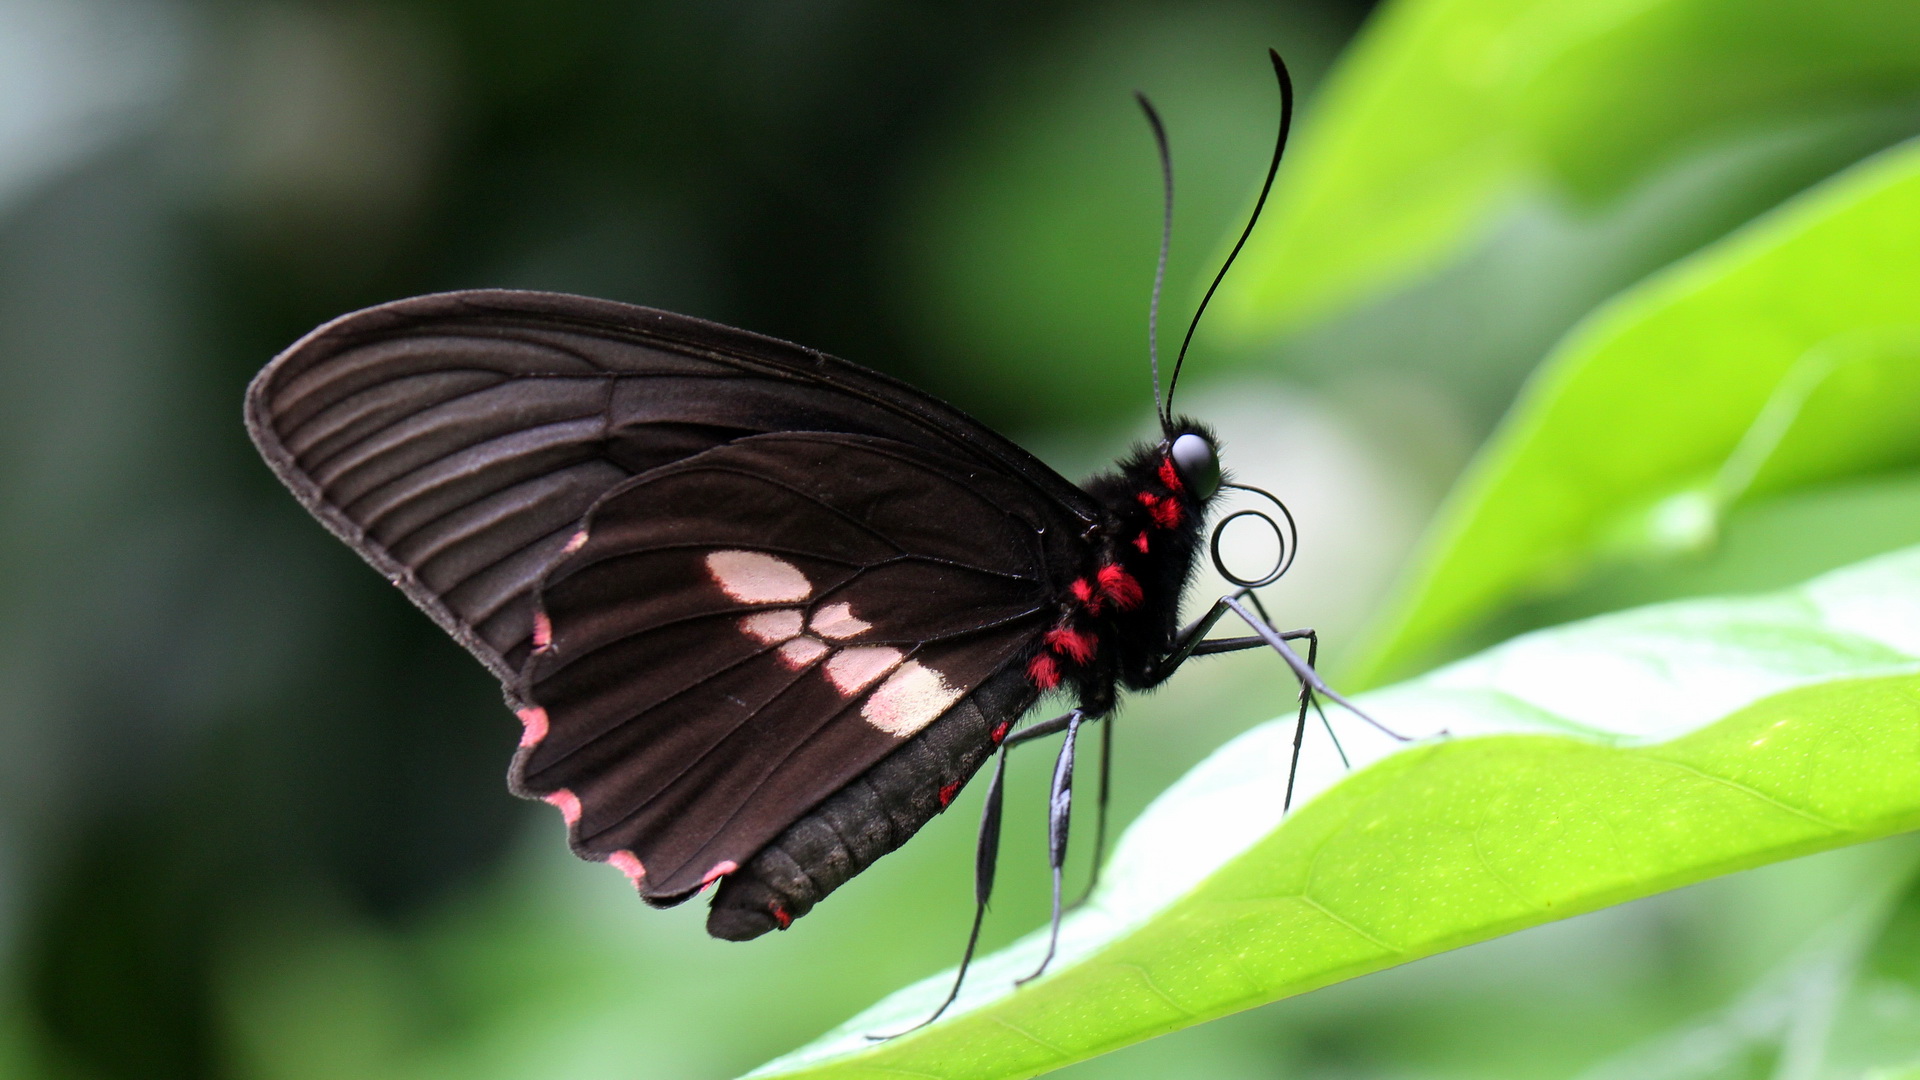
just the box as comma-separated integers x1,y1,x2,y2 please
778,637,829,669
826,645,902,695
809,601,871,640
740,609,805,643
706,550,811,604
862,661,963,737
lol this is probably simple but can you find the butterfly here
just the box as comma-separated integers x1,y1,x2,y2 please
244,50,1391,1030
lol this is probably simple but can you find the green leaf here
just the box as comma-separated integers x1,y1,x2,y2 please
1352,135,1920,686
1213,0,1920,337
741,546,1920,1080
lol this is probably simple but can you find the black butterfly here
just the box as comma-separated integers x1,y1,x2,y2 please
245,51,1390,1030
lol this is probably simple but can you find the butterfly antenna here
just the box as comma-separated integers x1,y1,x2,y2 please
1137,91,1174,429
1165,48,1295,418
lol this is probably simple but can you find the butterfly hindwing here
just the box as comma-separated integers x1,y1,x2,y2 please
514,433,1061,901
245,290,1096,685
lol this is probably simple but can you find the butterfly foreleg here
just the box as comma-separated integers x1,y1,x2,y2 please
1139,590,1248,687
870,707,1084,1040
1144,593,1414,809
1215,596,1407,744
1159,615,1326,809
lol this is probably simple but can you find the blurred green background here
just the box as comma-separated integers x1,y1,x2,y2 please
6,0,1920,1077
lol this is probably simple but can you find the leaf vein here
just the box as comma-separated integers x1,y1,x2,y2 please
1643,757,1843,830
1109,961,1194,1017
1297,894,1397,953
987,1017,1068,1056
1471,820,1544,912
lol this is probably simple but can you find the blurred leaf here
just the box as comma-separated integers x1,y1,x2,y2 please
1214,0,1920,336
1724,332,1920,504
1513,470,1920,648
891,5,1345,431
744,545,1920,1080
1825,869,1920,1079
1571,843,1920,1079
1353,135,1920,686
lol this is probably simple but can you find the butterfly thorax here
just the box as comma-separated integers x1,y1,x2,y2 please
1026,424,1221,703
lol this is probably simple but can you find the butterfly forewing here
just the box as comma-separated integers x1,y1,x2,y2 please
516,433,1061,900
245,290,1096,685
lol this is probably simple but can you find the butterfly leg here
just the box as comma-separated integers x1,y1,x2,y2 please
1234,596,1349,775
870,708,1084,1040
1066,717,1112,911
1016,709,1087,986
1289,635,1352,773
1176,621,1324,810
1273,629,1346,810
1145,592,1419,808
1217,596,1410,741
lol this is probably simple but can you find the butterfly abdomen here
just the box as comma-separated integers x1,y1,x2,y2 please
707,665,1038,940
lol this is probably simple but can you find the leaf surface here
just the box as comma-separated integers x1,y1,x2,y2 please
742,546,1920,1080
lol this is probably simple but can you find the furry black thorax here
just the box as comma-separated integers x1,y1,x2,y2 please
1025,420,1222,706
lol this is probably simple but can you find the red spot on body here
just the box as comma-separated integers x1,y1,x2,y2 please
1137,491,1184,529
1133,532,1150,553
1044,626,1097,664
1026,653,1061,690
1070,577,1103,616
990,719,1012,744
771,904,793,930
516,707,549,748
1097,564,1144,610
702,860,739,887
1158,456,1184,493
531,611,553,652
938,780,961,808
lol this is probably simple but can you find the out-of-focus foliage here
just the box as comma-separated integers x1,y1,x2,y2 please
890,5,1347,429
1214,0,1920,337
751,547,1920,1079
1571,849,1920,1079
1355,136,1920,684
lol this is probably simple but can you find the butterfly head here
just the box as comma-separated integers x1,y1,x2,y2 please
1166,431,1221,501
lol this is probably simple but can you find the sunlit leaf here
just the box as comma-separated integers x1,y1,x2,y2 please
1353,135,1920,686
1213,0,1920,337
742,545,1920,1080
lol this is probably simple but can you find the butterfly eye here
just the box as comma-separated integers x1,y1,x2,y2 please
1169,432,1220,500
